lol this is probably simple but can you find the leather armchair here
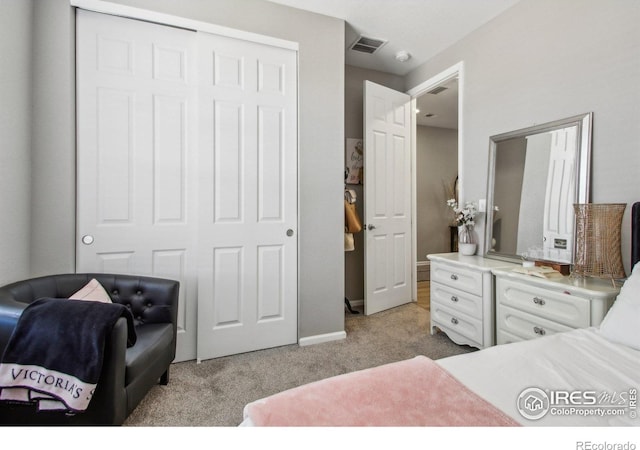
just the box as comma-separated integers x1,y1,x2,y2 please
0,273,179,425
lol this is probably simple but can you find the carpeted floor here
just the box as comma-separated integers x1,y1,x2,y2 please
124,301,474,426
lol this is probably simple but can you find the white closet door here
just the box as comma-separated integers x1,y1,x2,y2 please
76,10,198,362
196,33,298,361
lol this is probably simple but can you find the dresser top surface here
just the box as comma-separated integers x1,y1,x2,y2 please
492,267,621,297
427,253,520,272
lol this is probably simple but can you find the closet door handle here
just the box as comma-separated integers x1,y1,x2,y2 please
367,224,376,230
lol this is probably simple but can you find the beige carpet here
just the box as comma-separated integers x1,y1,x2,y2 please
124,302,474,426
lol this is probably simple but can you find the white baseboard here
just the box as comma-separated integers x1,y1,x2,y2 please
299,331,347,347
417,260,431,281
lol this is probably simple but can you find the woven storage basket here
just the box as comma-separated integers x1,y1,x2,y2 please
572,203,626,279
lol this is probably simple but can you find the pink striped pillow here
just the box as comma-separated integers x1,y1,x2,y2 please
69,278,112,303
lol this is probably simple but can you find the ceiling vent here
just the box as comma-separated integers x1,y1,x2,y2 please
349,36,387,54
426,86,448,95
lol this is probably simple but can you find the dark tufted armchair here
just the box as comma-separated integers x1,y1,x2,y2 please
0,273,179,425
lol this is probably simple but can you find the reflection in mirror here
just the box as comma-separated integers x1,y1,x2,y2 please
485,113,592,264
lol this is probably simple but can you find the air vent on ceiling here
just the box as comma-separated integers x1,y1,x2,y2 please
349,36,387,54
426,86,448,95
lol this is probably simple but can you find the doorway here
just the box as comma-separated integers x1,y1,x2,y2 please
409,63,463,309
343,63,463,317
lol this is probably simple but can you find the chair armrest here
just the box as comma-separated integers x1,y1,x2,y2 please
82,316,129,425
0,301,27,356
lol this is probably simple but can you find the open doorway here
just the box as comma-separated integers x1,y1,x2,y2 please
409,63,463,311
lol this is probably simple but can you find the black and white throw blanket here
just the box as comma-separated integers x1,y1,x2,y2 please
0,298,136,413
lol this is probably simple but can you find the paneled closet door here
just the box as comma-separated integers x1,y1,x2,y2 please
76,10,199,362
196,33,298,361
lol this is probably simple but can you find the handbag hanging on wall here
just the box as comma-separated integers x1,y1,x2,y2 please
344,230,355,251
344,199,362,234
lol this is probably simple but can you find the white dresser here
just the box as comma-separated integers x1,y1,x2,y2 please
427,253,517,349
492,268,620,344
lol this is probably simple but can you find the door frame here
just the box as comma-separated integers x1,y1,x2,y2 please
407,62,465,301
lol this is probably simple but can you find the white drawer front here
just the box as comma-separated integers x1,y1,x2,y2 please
431,262,483,296
497,304,573,341
497,278,590,328
431,282,482,320
431,302,483,345
496,328,525,345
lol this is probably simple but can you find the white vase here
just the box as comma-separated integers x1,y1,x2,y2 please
459,243,477,256
458,224,476,255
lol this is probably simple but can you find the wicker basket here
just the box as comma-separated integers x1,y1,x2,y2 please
572,203,626,279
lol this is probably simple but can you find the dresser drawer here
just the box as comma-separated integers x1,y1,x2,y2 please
497,278,590,328
431,302,483,345
496,328,525,345
431,282,482,320
431,262,483,296
497,304,574,341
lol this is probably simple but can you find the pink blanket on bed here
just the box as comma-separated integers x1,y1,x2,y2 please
244,355,519,426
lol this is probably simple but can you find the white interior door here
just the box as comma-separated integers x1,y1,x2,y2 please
543,127,577,263
196,33,298,361
364,81,412,315
76,10,199,362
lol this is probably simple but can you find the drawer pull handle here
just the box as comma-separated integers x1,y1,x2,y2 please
533,297,546,306
533,326,546,336
450,274,458,281
450,295,459,302
451,317,459,325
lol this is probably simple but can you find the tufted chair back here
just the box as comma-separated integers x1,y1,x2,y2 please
0,273,179,349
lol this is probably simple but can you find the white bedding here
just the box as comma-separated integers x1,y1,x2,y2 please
437,327,640,426
240,327,640,426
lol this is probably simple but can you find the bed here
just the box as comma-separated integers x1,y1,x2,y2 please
241,202,640,427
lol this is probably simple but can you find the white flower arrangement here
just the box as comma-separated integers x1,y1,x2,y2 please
446,199,477,227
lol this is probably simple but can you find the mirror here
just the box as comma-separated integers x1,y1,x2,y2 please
484,113,592,264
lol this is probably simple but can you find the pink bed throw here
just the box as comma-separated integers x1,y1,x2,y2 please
244,356,519,427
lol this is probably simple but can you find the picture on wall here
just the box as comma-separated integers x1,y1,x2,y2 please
345,138,363,185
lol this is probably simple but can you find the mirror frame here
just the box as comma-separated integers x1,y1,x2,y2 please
484,112,593,264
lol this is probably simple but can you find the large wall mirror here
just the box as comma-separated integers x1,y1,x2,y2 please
484,113,593,264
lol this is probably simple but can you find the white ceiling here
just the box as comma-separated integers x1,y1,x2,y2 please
265,0,521,76
415,76,458,128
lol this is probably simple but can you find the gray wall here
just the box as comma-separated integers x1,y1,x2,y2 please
416,125,458,261
3,0,345,340
30,0,76,277
406,0,640,274
344,64,404,301
0,0,33,286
